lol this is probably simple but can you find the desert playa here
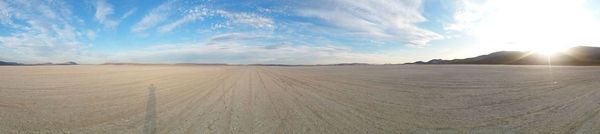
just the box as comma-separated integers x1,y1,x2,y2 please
1,65,600,133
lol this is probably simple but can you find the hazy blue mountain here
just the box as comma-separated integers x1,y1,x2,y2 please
0,61,23,66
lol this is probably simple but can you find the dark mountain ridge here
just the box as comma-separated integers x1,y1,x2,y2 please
0,61,78,66
408,46,600,65
0,61,24,66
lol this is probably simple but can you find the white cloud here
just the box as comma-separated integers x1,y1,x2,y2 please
206,32,268,44
0,32,82,62
296,0,443,46
107,42,402,64
52,24,78,41
0,0,85,63
0,0,12,25
86,30,96,39
103,32,405,64
443,0,484,32
94,0,118,28
132,1,174,32
120,8,137,19
159,6,211,33
0,0,451,64
216,10,275,29
158,7,275,33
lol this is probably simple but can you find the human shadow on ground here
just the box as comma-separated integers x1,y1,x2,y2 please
144,84,157,134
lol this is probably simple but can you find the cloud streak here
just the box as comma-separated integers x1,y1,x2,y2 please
158,6,275,33
296,0,443,46
121,8,137,20
216,10,275,29
107,40,402,64
0,0,499,64
0,0,85,63
132,1,174,32
159,6,211,33
95,0,118,28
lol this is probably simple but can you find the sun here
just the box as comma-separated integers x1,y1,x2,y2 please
531,43,571,57
535,46,566,57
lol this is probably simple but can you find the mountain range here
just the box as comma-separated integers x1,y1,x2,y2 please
408,46,600,65
3,46,600,66
0,61,78,66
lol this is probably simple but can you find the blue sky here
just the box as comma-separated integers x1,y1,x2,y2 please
0,0,599,64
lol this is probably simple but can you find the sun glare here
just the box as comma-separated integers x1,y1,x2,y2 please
536,46,566,56
471,0,600,53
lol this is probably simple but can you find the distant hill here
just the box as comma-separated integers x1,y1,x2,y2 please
30,61,78,65
248,63,372,66
0,61,78,66
102,62,163,65
247,64,302,66
0,61,24,66
327,63,370,66
54,61,78,65
408,46,600,65
175,63,229,66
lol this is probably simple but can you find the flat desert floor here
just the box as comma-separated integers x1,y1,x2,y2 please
1,65,600,133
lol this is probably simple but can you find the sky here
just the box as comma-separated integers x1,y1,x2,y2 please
0,0,599,64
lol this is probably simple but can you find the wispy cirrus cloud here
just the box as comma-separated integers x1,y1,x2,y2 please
86,30,96,39
159,6,211,33
158,6,275,33
107,33,403,64
295,0,443,46
132,1,174,32
0,0,494,64
216,10,275,29
0,0,11,25
443,0,485,32
121,8,137,20
94,0,118,28
205,32,270,45
0,0,86,63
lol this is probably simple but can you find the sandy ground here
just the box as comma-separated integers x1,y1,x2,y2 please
1,65,600,133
